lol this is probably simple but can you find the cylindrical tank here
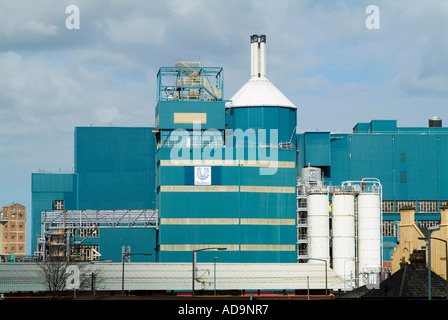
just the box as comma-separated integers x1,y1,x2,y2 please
301,167,322,187
357,192,382,285
429,116,442,128
307,192,330,264
332,193,355,281
226,34,297,145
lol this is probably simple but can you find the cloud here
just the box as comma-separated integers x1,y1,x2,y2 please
0,1,447,253
393,71,448,96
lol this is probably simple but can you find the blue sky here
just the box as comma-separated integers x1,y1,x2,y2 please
0,0,447,253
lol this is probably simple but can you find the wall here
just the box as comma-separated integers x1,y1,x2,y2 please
31,173,77,254
297,120,448,263
75,127,157,210
1,203,26,256
156,99,298,263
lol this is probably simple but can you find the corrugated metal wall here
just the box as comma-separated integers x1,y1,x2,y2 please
297,120,448,263
156,99,298,263
75,127,156,210
31,173,77,253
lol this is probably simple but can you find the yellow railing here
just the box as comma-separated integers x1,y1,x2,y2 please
173,61,222,100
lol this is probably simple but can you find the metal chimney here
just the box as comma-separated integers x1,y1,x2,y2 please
429,116,442,128
250,35,267,79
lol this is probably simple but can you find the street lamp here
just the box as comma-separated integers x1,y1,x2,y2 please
420,228,448,300
307,258,328,298
192,247,227,297
121,250,152,296
420,225,440,300
214,257,218,296
431,237,448,300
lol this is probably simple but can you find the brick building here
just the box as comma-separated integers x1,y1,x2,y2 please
0,203,26,258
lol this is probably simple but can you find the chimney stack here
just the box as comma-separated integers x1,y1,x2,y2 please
250,35,267,79
429,116,442,128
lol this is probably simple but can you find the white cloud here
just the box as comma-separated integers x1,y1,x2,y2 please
0,1,447,249
393,71,448,96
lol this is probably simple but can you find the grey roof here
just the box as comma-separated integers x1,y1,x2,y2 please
337,264,447,299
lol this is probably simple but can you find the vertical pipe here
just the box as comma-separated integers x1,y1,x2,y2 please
250,35,267,79
259,36,266,78
250,35,258,78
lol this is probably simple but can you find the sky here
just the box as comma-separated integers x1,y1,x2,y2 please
0,0,447,253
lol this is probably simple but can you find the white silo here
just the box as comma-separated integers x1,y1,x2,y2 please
307,192,330,264
357,191,382,286
301,166,322,187
332,192,356,283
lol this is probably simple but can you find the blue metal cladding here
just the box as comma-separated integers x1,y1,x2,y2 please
298,120,448,263
31,127,158,261
156,101,225,130
156,96,298,263
299,121,448,202
31,173,78,254
74,127,157,210
157,160,297,263
303,132,331,167
229,107,297,145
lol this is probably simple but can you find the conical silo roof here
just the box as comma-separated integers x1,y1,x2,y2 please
227,77,296,109
226,35,296,109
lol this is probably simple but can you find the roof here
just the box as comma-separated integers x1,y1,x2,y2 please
3,202,25,208
337,264,447,299
0,262,345,293
226,77,296,109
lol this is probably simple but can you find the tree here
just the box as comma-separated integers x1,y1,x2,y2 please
37,257,102,299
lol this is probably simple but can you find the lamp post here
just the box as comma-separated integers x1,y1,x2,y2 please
421,232,448,300
307,258,328,298
431,237,448,300
426,225,440,300
343,259,355,292
214,257,218,296
192,247,227,297
121,250,152,296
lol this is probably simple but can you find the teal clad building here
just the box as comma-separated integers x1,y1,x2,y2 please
298,118,448,263
155,46,298,262
31,35,447,267
31,127,158,262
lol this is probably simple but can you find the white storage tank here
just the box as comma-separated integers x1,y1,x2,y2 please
301,166,322,187
357,192,382,286
332,193,355,282
307,192,330,264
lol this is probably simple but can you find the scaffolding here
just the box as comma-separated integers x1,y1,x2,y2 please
157,61,223,101
38,209,158,261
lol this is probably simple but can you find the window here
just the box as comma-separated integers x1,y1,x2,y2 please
418,201,438,213
382,201,394,213
54,200,64,210
396,201,415,212
418,220,439,230
400,172,407,184
382,220,396,237
400,153,406,162
77,223,99,238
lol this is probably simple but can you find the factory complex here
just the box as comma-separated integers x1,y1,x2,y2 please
2,35,447,297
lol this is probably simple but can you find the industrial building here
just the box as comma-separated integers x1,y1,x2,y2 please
0,203,26,259
28,35,448,293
